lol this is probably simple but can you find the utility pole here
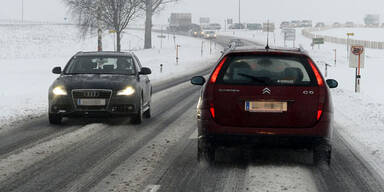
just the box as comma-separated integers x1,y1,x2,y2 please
21,0,24,23
238,0,241,25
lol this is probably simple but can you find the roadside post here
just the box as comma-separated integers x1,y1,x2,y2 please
312,38,324,49
201,41,204,56
346,33,354,58
349,45,365,93
334,49,337,67
176,44,181,65
158,26,166,49
157,34,166,49
160,64,163,73
173,32,176,46
210,39,212,55
325,63,331,78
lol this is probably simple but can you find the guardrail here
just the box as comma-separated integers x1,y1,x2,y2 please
302,27,384,49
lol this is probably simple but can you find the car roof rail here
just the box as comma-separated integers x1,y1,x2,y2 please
298,44,308,54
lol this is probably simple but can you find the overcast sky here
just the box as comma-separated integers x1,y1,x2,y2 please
0,0,382,25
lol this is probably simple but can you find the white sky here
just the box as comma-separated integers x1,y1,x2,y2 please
0,0,383,25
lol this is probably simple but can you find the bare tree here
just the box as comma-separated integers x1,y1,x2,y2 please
99,0,142,52
63,0,104,51
64,0,143,52
142,0,178,49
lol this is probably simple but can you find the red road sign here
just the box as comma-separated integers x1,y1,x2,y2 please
351,46,364,56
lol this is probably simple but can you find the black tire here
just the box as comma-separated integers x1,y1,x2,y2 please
313,140,332,166
49,113,62,125
131,98,143,124
197,138,216,163
143,106,151,119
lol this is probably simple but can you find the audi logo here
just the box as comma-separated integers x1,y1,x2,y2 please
83,91,100,97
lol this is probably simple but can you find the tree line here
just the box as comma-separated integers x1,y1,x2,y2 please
63,0,177,52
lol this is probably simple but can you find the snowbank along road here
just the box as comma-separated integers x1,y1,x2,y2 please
0,35,383,192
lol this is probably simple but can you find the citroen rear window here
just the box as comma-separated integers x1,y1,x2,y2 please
217,54,317,86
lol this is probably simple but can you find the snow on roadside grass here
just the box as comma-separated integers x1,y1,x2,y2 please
314,28,384,42
0,24,220,128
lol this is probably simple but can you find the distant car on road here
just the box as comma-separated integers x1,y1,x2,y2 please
280,21,290,29
332,22,342,28
291,20,301,28
301,20,313,27
189,24,203,37
229,23,245,29
315,22,326,28
203,30,217,39
191,46,339,165
208,23,222,30
228,38,245,48
247,23,262,30
48,51,152,125
345,21,354,28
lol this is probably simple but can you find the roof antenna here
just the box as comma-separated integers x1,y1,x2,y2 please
265,19,270,50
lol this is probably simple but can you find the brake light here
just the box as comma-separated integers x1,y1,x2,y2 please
317,109,323,120
209,104,215,119
308,58,324,87
210,57,228,84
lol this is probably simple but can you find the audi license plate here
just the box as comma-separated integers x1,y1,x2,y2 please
245,101,287,113
77,99,106,106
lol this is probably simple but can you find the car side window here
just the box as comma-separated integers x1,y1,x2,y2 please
133,54,143,70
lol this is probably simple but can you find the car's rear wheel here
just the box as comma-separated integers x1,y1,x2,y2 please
49,113,62,125
197,138,216,163
131,98,143,124
313,140,332,166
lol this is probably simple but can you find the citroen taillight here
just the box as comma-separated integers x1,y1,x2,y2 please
308,58,325,121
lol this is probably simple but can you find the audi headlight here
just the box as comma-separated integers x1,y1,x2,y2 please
52,87,67,96
117,86,135,96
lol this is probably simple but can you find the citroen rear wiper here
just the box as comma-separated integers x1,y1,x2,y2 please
238,73,270,85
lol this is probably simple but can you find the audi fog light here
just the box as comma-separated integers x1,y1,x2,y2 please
117,86,135,96
52,87,67,96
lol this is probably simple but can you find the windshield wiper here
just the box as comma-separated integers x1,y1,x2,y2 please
238,73,270,84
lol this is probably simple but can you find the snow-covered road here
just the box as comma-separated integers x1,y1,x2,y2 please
0,73,382,192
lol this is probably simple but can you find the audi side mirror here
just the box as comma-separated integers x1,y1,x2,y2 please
191,76,206,86
139,67,152,75
52,67,62,74
326,79,338,88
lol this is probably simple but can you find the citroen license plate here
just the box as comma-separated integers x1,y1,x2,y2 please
245,101,287,113
77,99,106,106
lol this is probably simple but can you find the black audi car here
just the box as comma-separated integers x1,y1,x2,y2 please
48,51,152,125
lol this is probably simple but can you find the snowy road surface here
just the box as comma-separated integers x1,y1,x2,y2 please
0,35,384,192
0,69,383,192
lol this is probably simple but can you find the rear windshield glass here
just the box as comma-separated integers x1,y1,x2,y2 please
217,54,316,86
64,56,136,75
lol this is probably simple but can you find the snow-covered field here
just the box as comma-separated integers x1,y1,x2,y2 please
0,24,220,126
219,28,384,180
314,27,384,42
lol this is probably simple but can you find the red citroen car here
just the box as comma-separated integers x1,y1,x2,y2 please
191,46,338,165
